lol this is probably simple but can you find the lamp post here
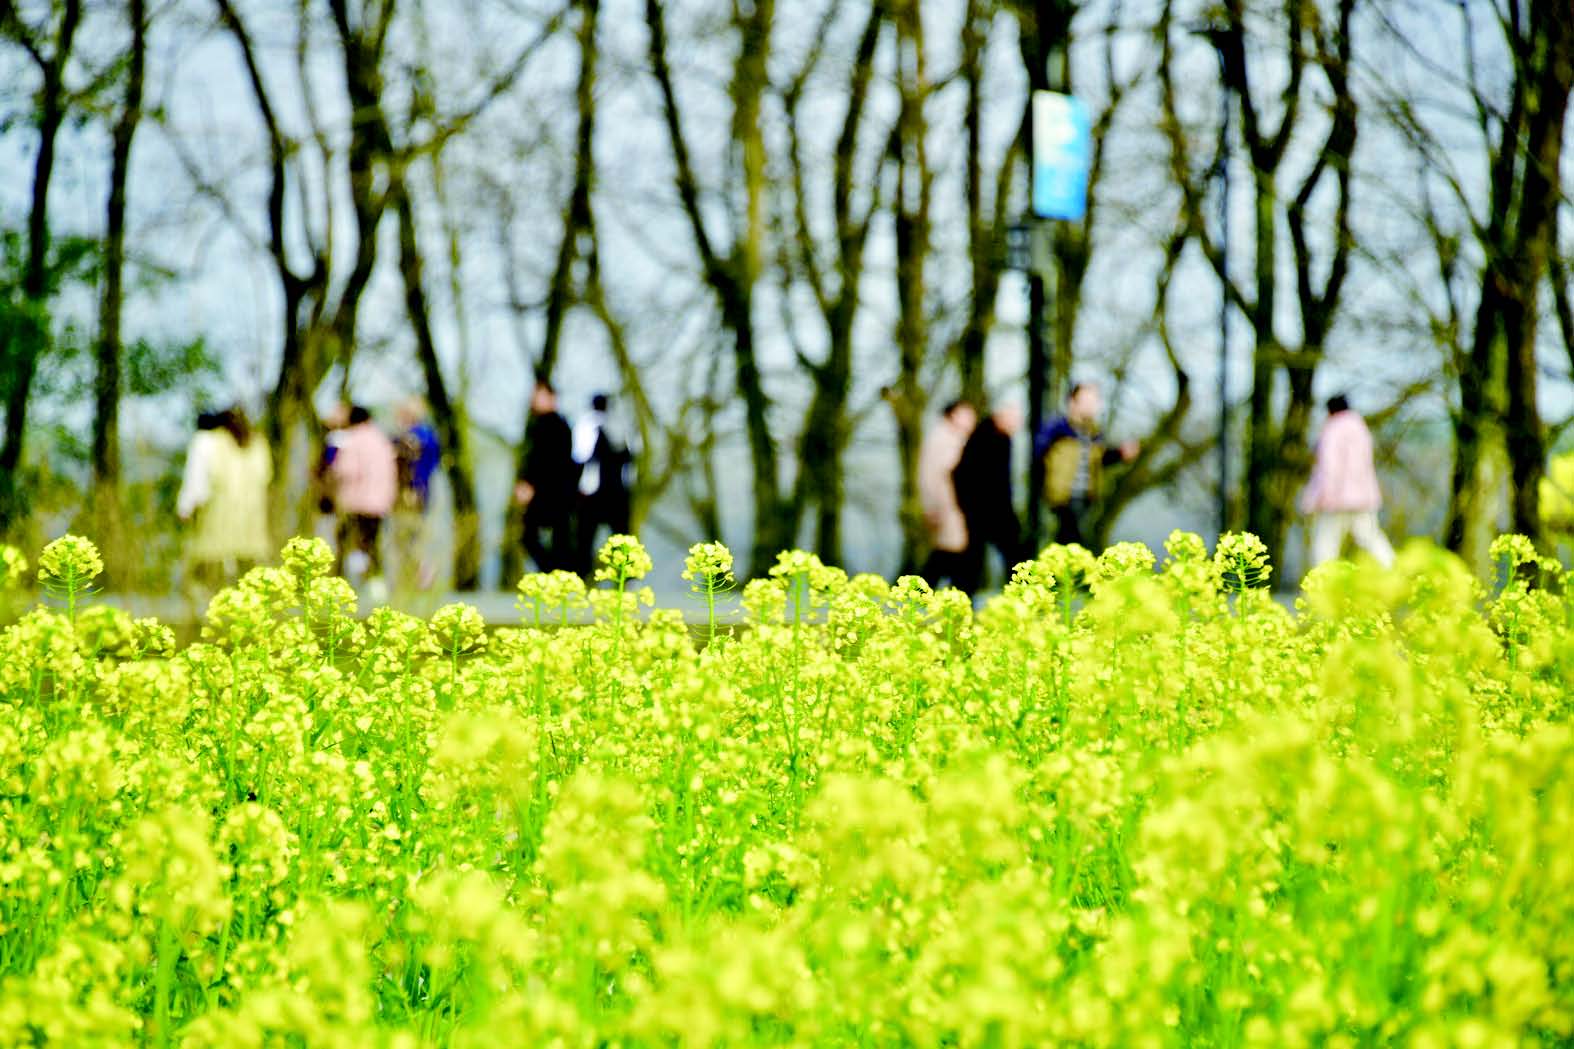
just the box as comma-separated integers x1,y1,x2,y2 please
1021,90,1091,552
1216,46,1232,538
1006,220,1051,553
1026,237,1050,554
1191,25,1233,538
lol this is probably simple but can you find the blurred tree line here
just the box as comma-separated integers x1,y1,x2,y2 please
0,0,1569,585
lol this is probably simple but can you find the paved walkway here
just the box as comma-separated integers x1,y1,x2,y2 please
33,587,1299,630
82,588,742,627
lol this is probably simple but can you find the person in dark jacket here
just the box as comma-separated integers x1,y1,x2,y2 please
514,380,577,572
953,403,1027,594
1034,382,1137,549
571,393,633,576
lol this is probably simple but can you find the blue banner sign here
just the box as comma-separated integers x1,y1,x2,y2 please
1032,91,1092,221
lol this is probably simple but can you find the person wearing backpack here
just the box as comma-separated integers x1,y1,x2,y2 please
1034,382,1138,550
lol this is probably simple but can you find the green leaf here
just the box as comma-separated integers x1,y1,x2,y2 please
124,335,221,398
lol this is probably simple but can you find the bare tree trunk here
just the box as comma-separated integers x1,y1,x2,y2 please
215,0,330,537
1241,183,1281,549
1502,0,1570,543
1445,336,1492,552
537,0,597,385
0,0,83,534
794,329,854,563
1270,0,1357,557
646,0,787,575
325,0,397,389
502,0,599,584
90,0,146,573
1095,219,1207,542
392,181,481,588
1167,0,1357,563
782,1,884,566
891,10,934,572
1444,0,1571,551
956,0,993,406
1551,243,1573,381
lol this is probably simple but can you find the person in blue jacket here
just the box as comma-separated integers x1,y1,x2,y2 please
1033,382,1137,549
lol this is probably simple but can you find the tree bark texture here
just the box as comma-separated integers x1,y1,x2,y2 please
89,0,147,570
0,0,83,534
646,0,789,576
393,180,481,588
784,0,884,567
1446,0,1572,551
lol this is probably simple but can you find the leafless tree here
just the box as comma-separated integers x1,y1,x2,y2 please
0,0,84,534
645,0,791,575
1440,0,1571,549
89,0,148,566
777,0,887,565
1159,0,1363,560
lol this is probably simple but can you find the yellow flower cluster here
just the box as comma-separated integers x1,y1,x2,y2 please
0,531,1571,1047
595,533,654,584
683,541,735,586
0,546,27,593
36,534,105,591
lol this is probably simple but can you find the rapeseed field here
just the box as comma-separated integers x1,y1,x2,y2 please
0,531,1570,1047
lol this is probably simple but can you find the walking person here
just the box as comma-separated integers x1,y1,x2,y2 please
177,407,272,587
394,397,442,590
1035,382,1138,550
1301,394,1395,568
514,380,577,572
310,400,356,553
918,400,977,589
954,403,1027,593
328,405,398,593
395,397,442,513
571,392,633,576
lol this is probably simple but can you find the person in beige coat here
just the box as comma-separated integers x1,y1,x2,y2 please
177,407,272,585
918,400,977,587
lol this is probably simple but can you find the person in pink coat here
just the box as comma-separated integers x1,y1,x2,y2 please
327,404,398,584
1300,394,1395,568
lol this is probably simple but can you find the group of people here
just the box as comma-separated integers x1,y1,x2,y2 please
920,382,1398,590
513,381,632,575
174,383,632,592
176,397,444,592
177,372,1406,595
312,399,442,592
919,381,1139,593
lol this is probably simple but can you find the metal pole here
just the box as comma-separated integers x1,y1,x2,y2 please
1027,264,1048,553
1217,54,1231,538
1024,76,1049,554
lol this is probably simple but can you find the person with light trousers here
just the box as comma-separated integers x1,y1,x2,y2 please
1301,394,1395,568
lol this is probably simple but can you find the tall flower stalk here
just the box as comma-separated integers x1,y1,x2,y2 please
683,541,735,649
595,534,653,658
